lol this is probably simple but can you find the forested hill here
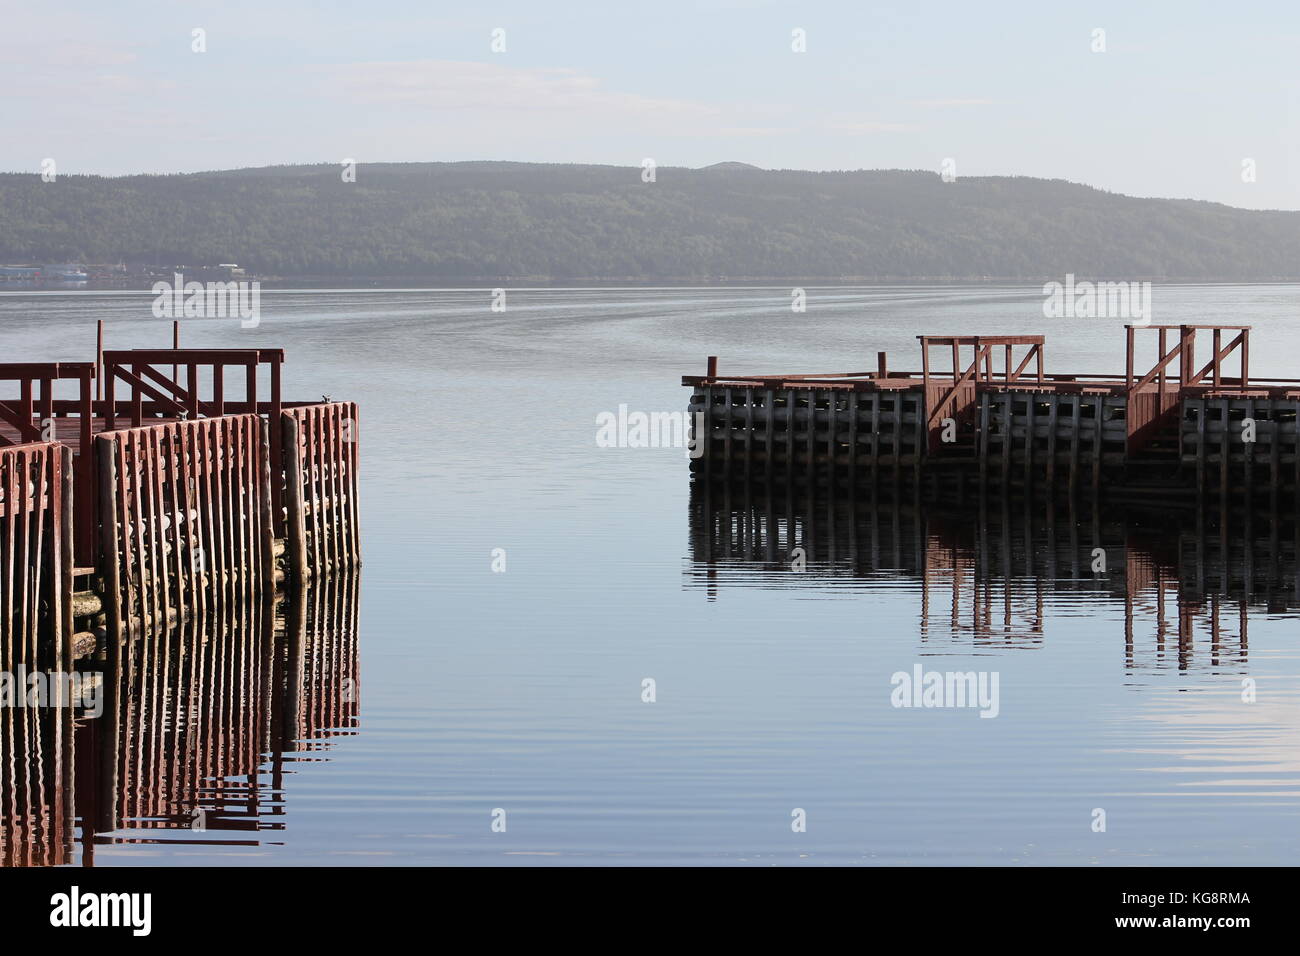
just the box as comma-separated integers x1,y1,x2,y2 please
1,161,1297,280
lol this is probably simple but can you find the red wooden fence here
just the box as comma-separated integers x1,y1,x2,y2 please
282,403,360,582
96,415,274,638
0,442,73,662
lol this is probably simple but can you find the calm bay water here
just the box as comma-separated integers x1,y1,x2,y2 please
3,283,1300,866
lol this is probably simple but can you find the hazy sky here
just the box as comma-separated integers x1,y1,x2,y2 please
3,0,1297,209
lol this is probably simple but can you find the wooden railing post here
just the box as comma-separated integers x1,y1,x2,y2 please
1157,328,1166,393
104,361,116,429
246,361,258,416
19,377,33,438
130,363,143,425
186,362,199,419
1125,325,1135,390
1212,329,1221,389
96,319,104,402
1241,329,1249,390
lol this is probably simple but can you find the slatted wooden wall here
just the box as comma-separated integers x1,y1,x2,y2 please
0,442,72,660
688,385,925,484
282,403,360,583
96,415,274,638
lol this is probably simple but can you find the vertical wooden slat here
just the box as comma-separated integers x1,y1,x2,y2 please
231,416,248,606
3,447,15,652
30,447,47,670
316,406,330,573
320,407,336,577
259,417,276,588
18,447,31,661
198,419,218,612
57,448,73,851
147,427,171,628
283,415,309,585
343,403,358,561
332,404,349,567
97,436,124,650
212,418,231,610
309,408,324,578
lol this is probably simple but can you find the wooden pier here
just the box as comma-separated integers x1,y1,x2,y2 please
0,332,360,661
685,324,1300,509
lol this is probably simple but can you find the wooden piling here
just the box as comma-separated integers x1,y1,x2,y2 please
978,393,990,496
1001,394,1012,490
1068,396,1081,501
1091,395,1103,494
1045,395,1058,494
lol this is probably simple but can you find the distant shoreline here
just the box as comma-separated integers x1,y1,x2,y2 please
4,277,1300,295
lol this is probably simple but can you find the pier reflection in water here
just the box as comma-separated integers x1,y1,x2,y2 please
1,574,359,867
687,482,1297,674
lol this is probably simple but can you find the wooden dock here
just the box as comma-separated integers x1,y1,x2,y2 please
684,324,1300,508
0,331,360,661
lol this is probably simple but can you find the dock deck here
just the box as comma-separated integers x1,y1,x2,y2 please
684,325,1300,508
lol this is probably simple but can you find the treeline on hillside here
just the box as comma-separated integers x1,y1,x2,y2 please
1,161,1296,279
